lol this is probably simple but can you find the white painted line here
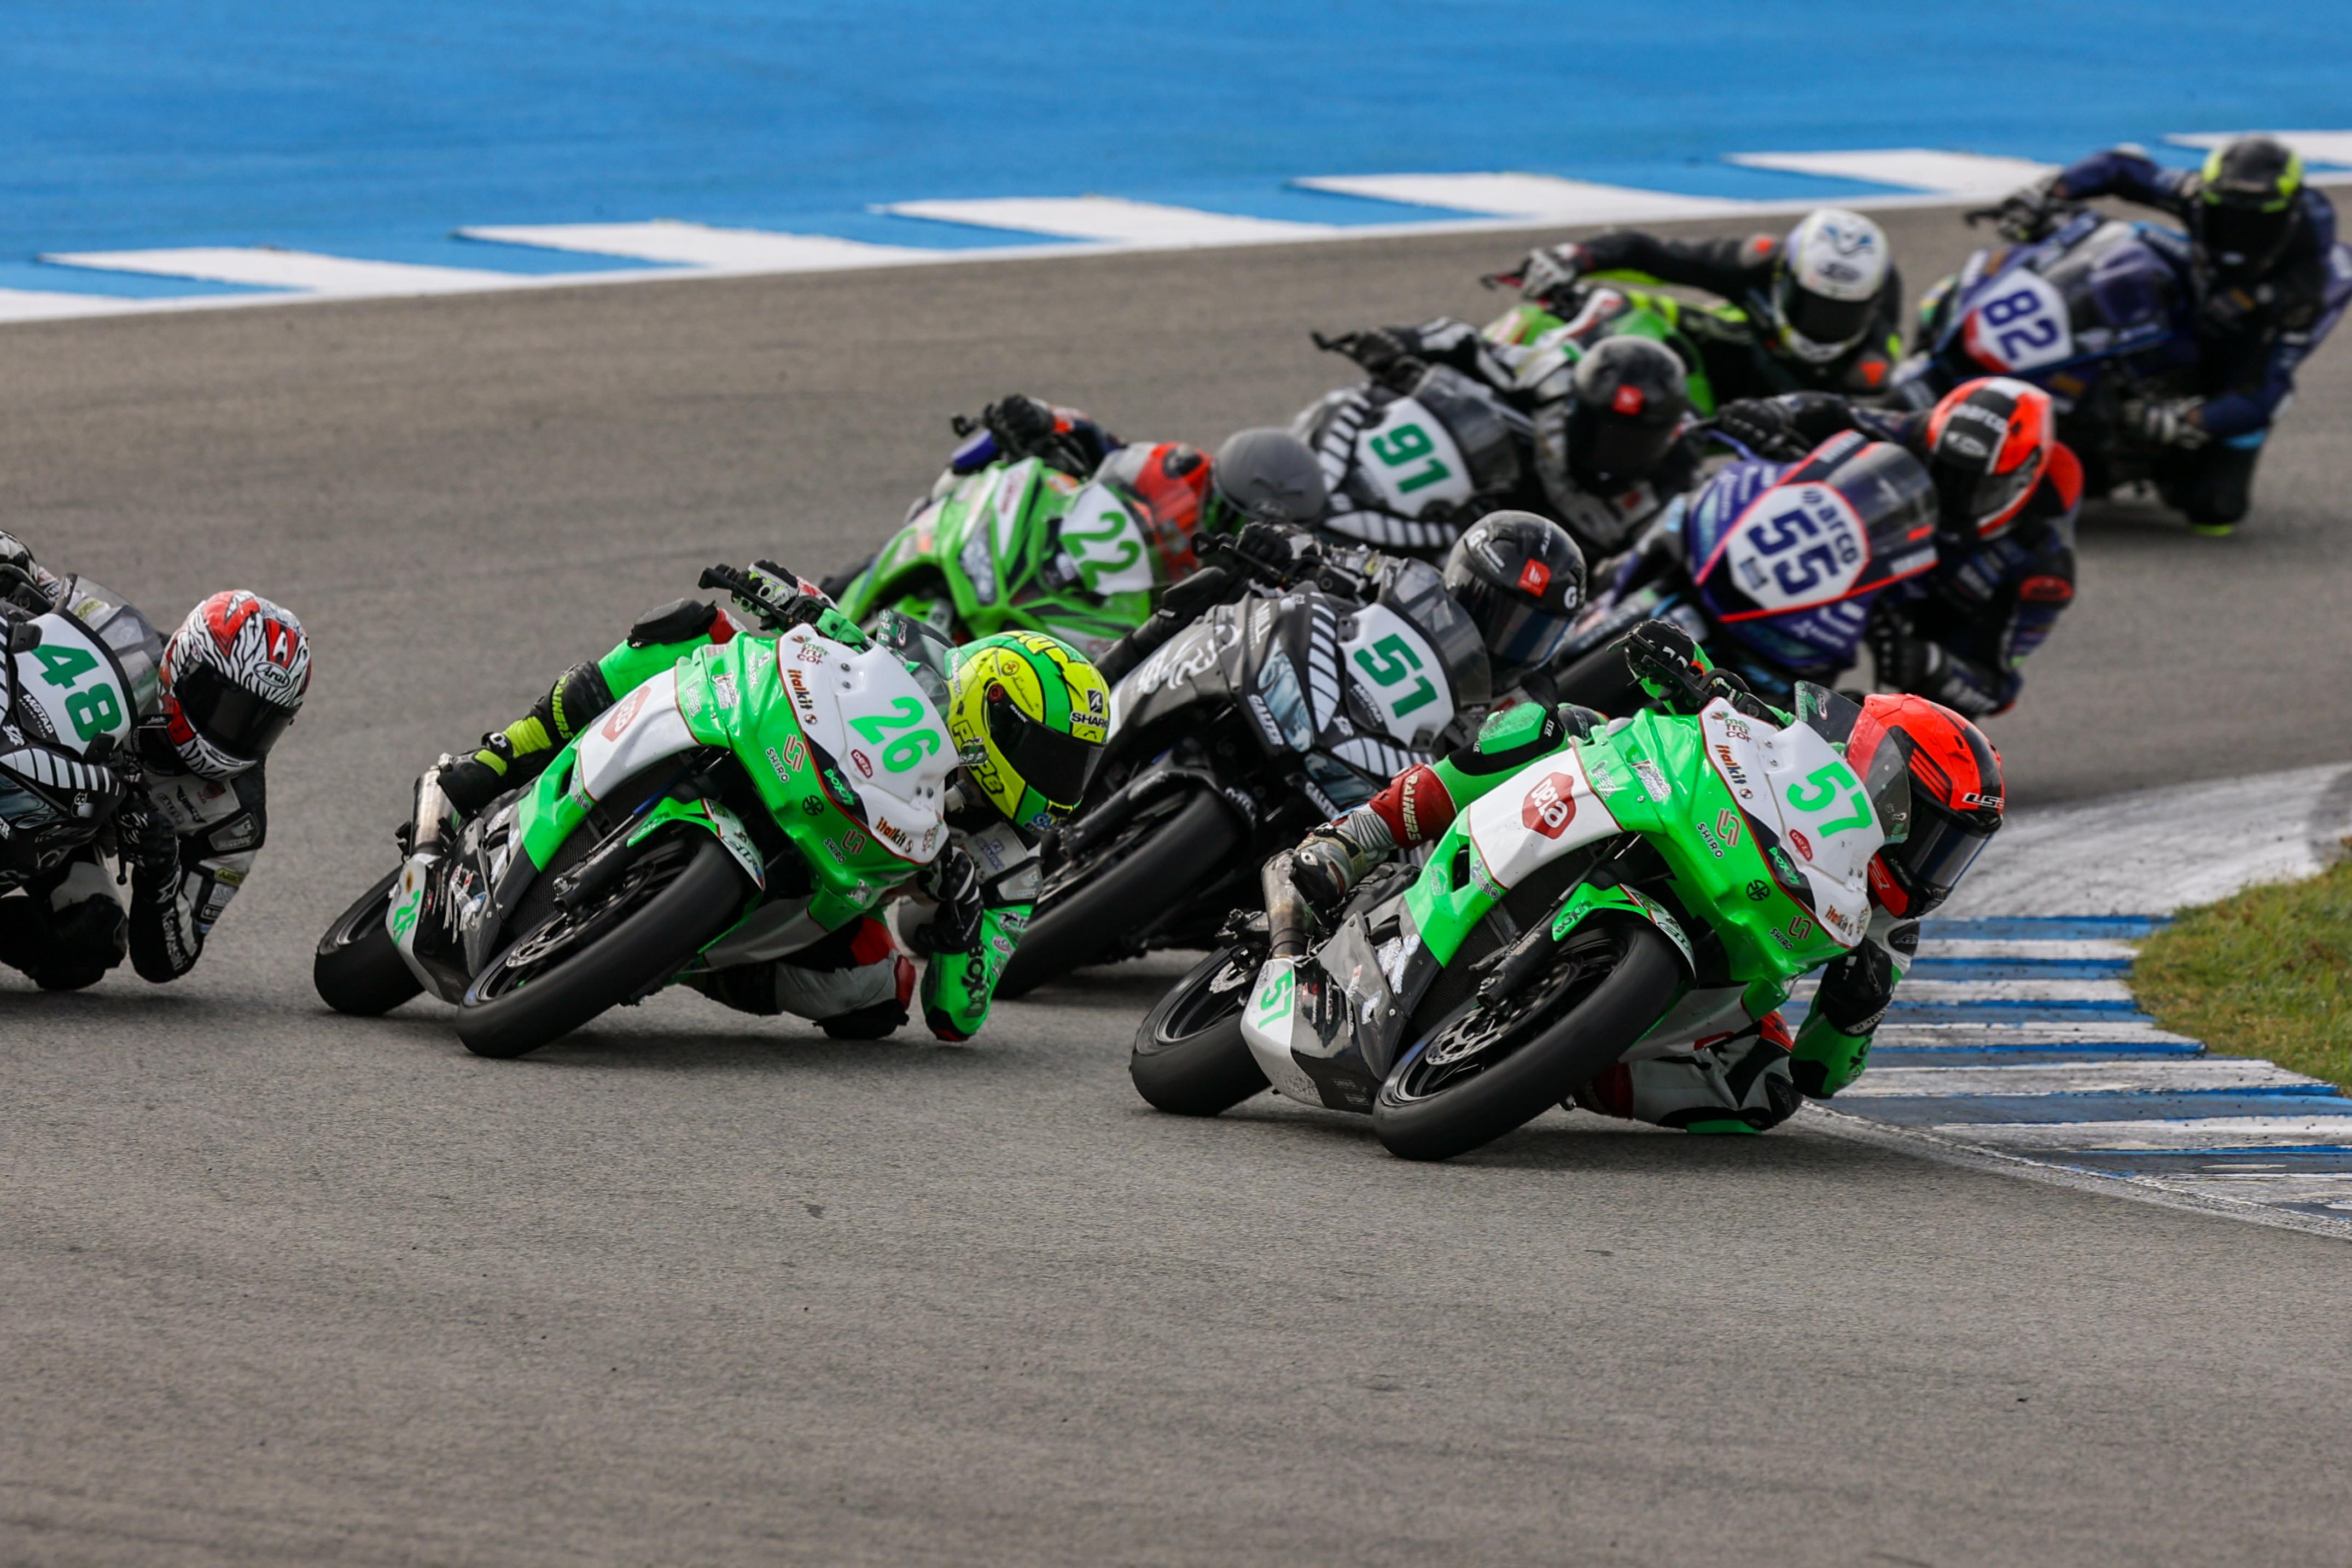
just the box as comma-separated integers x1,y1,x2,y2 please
1840,1059,2328,1098
1947,1117,2352,1152
1293,172,1750,223
1726,149,2055,197
0,288,158,323
879,197,1334,247
2168,131,2352,168
1871,1021,2199,1047
459,220,938,270
1794,977,2134,1004
40,248,524,296
1914,939,2139,961
2140,1172,2352,1213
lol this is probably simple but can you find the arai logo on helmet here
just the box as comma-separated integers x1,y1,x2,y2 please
1521,772,1579,838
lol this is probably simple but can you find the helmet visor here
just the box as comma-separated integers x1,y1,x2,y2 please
1784,288,1875,354
1456,575,1575,675
176,664,298,760
1936,458,2038,538
2200,202,2295,275
1895,801,1996,907
1567,401,1678,481
986,690,1100,811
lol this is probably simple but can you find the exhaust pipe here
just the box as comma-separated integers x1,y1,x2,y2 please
1261,851,1309,960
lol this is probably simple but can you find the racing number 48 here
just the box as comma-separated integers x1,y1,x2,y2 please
32,642,122,742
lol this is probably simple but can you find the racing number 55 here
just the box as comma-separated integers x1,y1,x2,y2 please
31,642,123,742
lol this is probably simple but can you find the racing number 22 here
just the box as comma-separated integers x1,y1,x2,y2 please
32,642,123,742
1369,423,1452,494
1786,761,1872,836
1354,634,1438,717
848,696,941,772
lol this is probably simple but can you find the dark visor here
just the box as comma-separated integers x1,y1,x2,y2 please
176,664,298,760
987,691,1099,809
1569,401,1678,482
1457,576,1574,674
2201,203,2294,272
1900,803,1996,902
1786,289,1874,350
1938,459,2036,536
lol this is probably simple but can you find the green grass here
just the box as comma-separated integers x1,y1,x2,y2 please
2132,856,2352,1089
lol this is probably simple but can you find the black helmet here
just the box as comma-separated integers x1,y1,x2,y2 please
1565,336,1690,483
1203,428,1328,534
1441,511,1586,681
2195,136,2306,282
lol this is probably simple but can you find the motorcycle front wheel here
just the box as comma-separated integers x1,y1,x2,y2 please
1129,944,1268,1116
455,833,748,1060
313,867,426,1017
997,788,1245,998
1372,918,1680,1162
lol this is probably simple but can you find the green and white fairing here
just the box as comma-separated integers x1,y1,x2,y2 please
388,622,956,995
1240,686,1905,1112
834,457,1166,658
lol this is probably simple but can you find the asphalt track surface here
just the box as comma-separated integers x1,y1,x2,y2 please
5,205,2352,1566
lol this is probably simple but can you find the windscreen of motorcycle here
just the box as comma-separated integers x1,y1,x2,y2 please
54,577,162,718
1687,436,1940,669
1372,556,1491,713
1110,599,1250,741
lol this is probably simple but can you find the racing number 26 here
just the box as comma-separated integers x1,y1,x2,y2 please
1786,761,1872,836
848,696,941,772
1368,422,1452,495
32,642,123,742
1353,634,1439,717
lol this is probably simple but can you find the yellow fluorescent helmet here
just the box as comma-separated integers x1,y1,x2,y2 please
947,631,1110,829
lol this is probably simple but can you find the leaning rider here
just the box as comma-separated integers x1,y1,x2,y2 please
1507,208,1906,399
1706,376,2081,718
1988,136,2348,533
0,531,312,992
436,562,1109,1043
1282,614,2004,1132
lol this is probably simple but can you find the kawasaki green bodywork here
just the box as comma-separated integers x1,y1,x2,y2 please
835,457,1168,658
1482,286,1722,415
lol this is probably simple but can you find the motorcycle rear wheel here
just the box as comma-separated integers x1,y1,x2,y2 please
455,833,747,1060
1372,919,1680,1162
1129,945,1268,1116
998,788,1244,998
313,867,426,1017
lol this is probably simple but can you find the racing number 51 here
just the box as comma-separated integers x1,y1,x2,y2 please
1354,634,1438,717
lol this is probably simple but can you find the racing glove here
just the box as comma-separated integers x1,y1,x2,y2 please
1516,243,1590,304
913,846,985,956
1983,178,2061,243
1710,398,1808,462
1623,620,1714,713
1312,327,1426,392
699,560,831,631
2122,395,2210,450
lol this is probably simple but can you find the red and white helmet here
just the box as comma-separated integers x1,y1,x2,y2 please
1848,693,2004,918
1924,377,2054,542
159,591,311,779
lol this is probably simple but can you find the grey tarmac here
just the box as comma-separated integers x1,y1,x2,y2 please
3,205,2349,1567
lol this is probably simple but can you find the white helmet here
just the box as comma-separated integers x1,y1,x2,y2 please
1770,208,1890,364
158,591,311,779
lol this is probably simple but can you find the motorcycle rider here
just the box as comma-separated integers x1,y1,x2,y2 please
435,560,1109,1044
1313,324,1703,558
821,394,1329,602
1989,136,2347,533
1509,208,1905,399
1283,613,2002,1132
0,532,311,991
1705,376,2080,716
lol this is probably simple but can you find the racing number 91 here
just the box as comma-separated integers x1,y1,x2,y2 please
1367,422,1452,495
32,642,123,742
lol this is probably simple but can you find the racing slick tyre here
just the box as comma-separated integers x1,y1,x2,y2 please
1130,945,1269,1115
1372,918,1680,1162
456,832,748,1060
997,788,1245,998
314,867,426,1017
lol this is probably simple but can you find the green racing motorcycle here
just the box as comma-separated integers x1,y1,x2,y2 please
1129,683,1909,1161
313,582,960,1058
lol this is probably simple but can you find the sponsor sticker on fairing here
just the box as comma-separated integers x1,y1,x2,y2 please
1633,760,1670,803
1521,772,1579,838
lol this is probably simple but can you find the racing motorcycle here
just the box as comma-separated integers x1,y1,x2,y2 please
0,573,160,892
313,574,960,1058
994,538,1488,996
1295,284,1709,561
832,411,1182,659
1545,430,1941,713
1889,205,2204,489
1130,681,1908,1161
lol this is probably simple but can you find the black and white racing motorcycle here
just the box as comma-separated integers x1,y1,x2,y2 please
995,543,1488,995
